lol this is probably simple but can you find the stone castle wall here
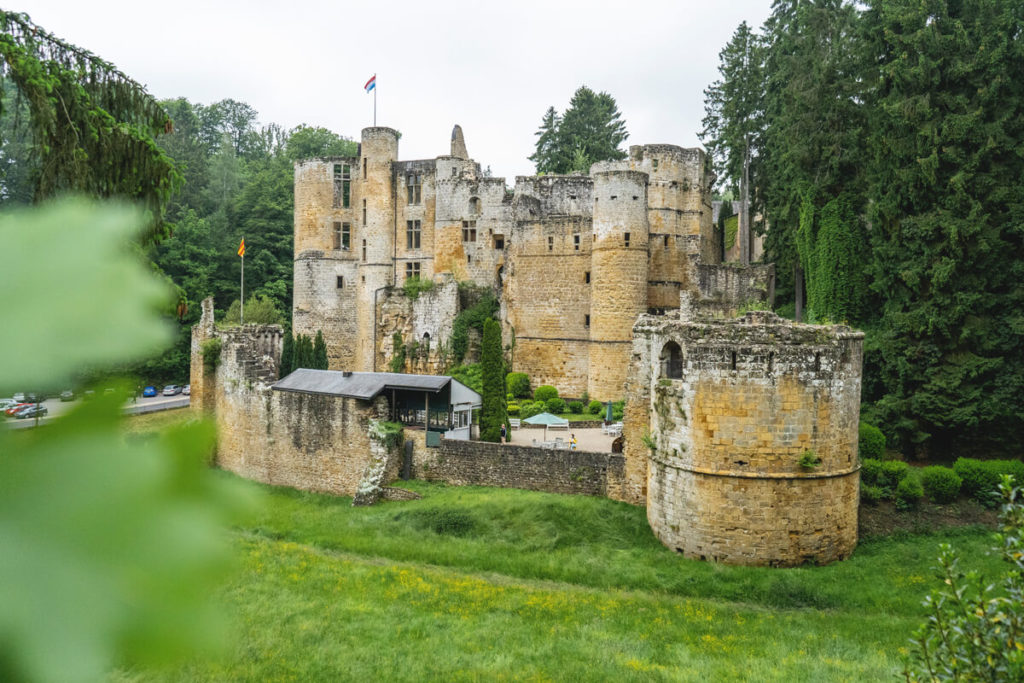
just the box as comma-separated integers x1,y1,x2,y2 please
412,437,627,499
376,275,460,374
626,310,864,566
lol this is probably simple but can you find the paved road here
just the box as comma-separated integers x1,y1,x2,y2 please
3,393,190,430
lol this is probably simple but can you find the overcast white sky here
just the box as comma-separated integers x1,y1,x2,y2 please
20,0,772,179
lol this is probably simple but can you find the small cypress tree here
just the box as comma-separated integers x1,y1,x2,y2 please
280,330,294,376
479,318,506,442
294,334,313,370
312,330,328,370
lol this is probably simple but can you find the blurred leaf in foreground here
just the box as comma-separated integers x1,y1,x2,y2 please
0,200,259,682
0,199,173,395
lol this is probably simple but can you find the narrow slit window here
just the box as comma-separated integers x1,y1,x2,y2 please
652,158,659,172
663,235,670,250
342,165,351,207
547,236,554,252
361,239,367,262
584,314,590,328
407,173,422,205
574,234,580,251
363,159,367,179
768,351,774,373
731,350,737,371
814,352,821,372
332,165,343,208
624,232,631,248
342,223,351,250
362,199,367,224
585,271,591,284
336,275,344,289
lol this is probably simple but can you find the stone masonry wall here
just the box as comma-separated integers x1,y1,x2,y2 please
376,275,460,374
627,310,864,566
412,437,626,498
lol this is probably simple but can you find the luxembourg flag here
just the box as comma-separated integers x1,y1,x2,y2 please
364,74,376,93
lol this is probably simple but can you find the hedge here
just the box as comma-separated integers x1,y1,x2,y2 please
921,466,962,504
858,422,886,460
534,385,558,402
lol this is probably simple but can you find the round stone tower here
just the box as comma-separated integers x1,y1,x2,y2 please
630,310,864,566
587,169,649,401
356,127,399,371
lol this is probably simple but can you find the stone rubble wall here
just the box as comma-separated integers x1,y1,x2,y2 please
695,263,776,318
411,437,627,499
376,275,459,373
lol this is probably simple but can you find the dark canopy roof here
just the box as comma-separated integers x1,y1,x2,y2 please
273,369,452,400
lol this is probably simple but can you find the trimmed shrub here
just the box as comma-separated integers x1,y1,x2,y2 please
858,422,886,460
506,393,514,401
568,401,583,414
860,458,883,487
954,458,1000,501
506,404,520,416
878,460,909,490
506,372,531,399
545,397,566,414
921,466,962,504
588,400,603,415
534,385,558,402
861,484,885,505
520,402,543,419
895,474,924,510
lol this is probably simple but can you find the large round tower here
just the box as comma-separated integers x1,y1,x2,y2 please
587,169,649,401
629,310,864,566
356,127,399,371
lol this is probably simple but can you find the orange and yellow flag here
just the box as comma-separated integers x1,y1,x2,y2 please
238,238,245,257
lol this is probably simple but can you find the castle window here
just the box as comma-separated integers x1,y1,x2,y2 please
768,351,774,373
451,166,458,177
333,165,343,208
363,158,367,179
342,165,350,207
610,195,617,200
652,158,659,172
494,236,504,250
469,197,481,216
574,234,580,251
548,236,554,251
624,232,631,248
342,222,351,250
406,220,421,249
664,235,670,250
814,352,821,372
660,341,683,379
362,199,367,224
584,314,590,328
333,222,342,250
405,262,421,280
407,173,422,205
585,271,591,284
362,239,367,262
467,254,472,264
462,221,477,242
731,350,737,371
336,275,344,289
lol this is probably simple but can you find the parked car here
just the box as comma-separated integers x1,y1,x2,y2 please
25,392,45,403
15,404,48,419
142,385,158,397
162,385,182,396
183,385,190,396
5,403,29,417
60,390,75,402
0,398,17,412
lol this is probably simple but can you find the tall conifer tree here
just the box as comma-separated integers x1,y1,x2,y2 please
479,318,506,443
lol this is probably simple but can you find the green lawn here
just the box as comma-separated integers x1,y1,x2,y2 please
114,475,1002,681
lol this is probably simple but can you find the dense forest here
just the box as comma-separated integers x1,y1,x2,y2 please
701,0,1023,459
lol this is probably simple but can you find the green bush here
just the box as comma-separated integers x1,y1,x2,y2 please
895,474,924,510
534,385,559,402
878,460,909,490
954,458,1024,506
519,402,543,419
545,397,566,414
506,404,520,416
506,372,531,399
200,338,222,373
860,458,883,487
568,401,583,414
858,422,886,460
921,466,962,504
860,484,885,505
588,400,603,415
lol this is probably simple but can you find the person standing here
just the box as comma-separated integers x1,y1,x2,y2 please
570,433,577,450
500,423,507,444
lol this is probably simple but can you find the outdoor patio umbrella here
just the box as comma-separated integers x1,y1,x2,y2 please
523,411,569,442
605,400,614,423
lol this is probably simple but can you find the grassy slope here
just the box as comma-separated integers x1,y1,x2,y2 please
118,476,1002,681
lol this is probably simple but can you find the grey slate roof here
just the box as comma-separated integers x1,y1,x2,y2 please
272,369,452,400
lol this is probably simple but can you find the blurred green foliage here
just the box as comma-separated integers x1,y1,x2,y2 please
0,200,257,682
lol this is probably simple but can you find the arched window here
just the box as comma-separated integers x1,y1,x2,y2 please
469,196,481,216
660,341,683,379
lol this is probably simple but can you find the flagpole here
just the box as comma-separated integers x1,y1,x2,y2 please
374,75,377,126
240,240,244,326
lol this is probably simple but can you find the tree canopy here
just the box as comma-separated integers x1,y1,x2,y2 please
529,86,628,174
0,11,181,242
